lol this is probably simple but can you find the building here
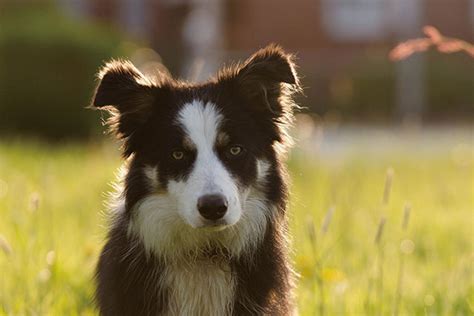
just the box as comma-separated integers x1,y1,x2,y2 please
59,0,474,120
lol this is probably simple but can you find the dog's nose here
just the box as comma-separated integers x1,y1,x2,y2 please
197,194,228,221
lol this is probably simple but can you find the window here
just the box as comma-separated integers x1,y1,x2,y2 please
321,0,387,41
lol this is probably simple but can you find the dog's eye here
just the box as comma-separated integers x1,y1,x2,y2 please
172,151,184,160
229,146,243,156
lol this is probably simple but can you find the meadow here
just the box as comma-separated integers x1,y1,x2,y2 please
0,133,472,315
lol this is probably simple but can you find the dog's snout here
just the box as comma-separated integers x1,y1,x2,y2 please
197,194,228,220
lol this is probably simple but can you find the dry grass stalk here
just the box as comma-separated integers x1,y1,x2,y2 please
29,192,40,213
375,216,386,315
402,204,411,231
393,203,412,316
321,206,335,235
306,206,336,316
374,217,386,245
383,168,394,205
0,234,12,255
306,215,325,316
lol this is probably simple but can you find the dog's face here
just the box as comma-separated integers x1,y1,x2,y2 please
161,100,256,229
92,45,299,256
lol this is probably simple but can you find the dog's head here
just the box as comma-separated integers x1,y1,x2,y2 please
92,45,300,256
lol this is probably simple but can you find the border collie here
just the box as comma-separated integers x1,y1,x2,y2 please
91,44,301,315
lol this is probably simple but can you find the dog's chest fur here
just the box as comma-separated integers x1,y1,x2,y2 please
92,45,300,315
161,259,235,315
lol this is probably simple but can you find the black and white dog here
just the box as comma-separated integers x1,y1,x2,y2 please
91,44,301,315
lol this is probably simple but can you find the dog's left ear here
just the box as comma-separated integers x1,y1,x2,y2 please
235,44,300,116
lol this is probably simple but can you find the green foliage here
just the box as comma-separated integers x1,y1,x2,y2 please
426,52,474,117
290,148,473,315
0,6,129,140
0,140,472,315
340,52,396,120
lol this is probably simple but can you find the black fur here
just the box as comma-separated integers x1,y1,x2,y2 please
92,44,300,315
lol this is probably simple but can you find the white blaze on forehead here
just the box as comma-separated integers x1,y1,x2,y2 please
128,101,271,261
177,100,222,152
171,100,242,228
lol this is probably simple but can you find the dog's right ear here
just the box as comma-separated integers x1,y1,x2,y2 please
91,60,156,155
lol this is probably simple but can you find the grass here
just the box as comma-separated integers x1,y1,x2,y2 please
0,139,472,315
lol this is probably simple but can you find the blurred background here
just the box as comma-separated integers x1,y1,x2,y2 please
0,0,472,315
0,0,472,140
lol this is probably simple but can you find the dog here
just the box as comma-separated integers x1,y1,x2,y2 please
91,44,301,315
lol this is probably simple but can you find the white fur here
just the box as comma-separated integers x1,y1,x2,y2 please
257,159,271,182
124,100,275,314
172,100,242,228
161,259,235,316
128,186,270,315
129,188,269,260
143,165,159,190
